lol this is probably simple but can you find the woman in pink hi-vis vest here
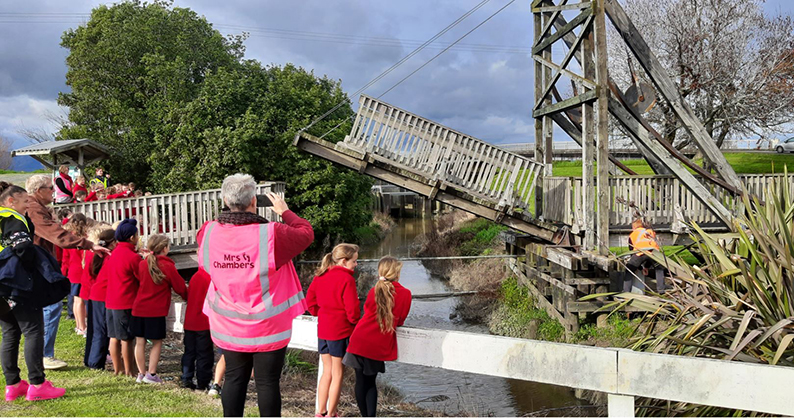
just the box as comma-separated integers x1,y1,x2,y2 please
197,174,314,417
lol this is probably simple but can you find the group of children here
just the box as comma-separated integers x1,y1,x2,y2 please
33,209,413,416
307,244,412,418
57,215,223,393
53,165,148,205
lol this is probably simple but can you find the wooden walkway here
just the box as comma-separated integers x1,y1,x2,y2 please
295,95,556,240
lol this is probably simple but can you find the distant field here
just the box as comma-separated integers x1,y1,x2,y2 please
552,152,794,177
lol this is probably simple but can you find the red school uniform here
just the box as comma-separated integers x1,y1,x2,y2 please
104,242,142,310
89,253,111,302
132,255,188,318
346,281,412,362
60,248,86,284
184,269,211,332
306,266,361,340
80,251,95,300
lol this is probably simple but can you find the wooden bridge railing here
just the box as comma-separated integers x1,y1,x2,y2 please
61,182,285,247
543,174,794,229
345,95,545,213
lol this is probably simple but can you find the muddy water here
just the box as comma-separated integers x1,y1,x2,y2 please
358,218,587,417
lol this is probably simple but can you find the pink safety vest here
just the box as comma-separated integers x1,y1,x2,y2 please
198,221,307,353
53,174,73,203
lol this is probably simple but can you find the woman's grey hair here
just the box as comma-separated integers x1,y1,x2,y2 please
221,173,256,211
25,174,52,194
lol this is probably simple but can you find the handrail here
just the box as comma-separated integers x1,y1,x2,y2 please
345,95,545,212
59,182,285,247
165,310,794,417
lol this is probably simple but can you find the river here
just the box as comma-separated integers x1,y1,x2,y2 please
358,218,587,417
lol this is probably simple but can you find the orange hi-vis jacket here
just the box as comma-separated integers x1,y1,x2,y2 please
629,227,660,251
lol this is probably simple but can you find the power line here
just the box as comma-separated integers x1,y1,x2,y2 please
379,0,517,98
298,0,493,135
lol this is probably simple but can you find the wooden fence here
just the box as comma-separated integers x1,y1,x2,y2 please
60,182,284,247
543,174,794,228
345,95,545,212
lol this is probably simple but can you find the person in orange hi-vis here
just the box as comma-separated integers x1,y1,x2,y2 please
622,218,667,293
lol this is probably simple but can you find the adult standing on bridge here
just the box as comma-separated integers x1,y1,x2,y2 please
25,174,110,370
197,173,313,417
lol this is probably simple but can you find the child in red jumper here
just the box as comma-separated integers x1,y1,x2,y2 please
83,225,115,370
62,214,89,335
343,256,412,417
132,234,187,384
104,218,142,376
306,243,361,418
181,268,213,391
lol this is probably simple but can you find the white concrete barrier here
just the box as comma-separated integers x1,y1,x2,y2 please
167,304,794,417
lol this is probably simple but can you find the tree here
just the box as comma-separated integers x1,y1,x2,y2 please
608,0,794,149
154,62,373,242
58,0,245,187
58,0,374,242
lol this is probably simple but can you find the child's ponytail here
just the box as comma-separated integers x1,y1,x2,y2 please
375,256,402,334
314,243,360,276
90,229,116,277
145,235,170,285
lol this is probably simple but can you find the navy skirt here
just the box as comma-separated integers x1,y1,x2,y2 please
342,352,385,376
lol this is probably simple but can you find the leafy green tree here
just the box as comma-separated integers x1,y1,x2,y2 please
58,0,244,186
58,0,374,242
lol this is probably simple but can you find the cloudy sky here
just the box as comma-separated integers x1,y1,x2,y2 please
2,0,793,170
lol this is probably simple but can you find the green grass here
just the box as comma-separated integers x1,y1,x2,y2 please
0,169,48,175
488,276,565,342
457,218,508,256
573,314,639,347
0,310,224,417
551,152,794,177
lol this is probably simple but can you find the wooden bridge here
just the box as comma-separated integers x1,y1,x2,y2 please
292,0,793,330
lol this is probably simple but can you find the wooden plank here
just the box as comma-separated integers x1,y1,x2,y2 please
568,301,644,313
594,0,610,255
507,260,568,325
525,266,577,296
545,246,580,270
533,2,592,13
533,7,593,54
565,277,611,286
603,0,742,189
582,24,597,251
534,89,598,118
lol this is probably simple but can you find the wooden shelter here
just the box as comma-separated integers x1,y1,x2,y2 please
11,139,111,176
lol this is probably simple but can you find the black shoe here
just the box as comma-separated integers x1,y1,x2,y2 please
180,380,196,390
207,383,221,397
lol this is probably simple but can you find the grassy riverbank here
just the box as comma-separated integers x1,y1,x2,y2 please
416,212,640,348
0,309,435,417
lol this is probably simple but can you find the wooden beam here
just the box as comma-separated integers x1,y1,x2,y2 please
549,14,672,175
533,2,592,13
607,95,735,225
582,26,597,251
533,7,593,54
534,10,546,217
603,0,742,189
534,89,598,118
549,94,635,175
594,0,610,256
537,0,569,43
295,133,557,240
534,55,596,89
533,15,594,110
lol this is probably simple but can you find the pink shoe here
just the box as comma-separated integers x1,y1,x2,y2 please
315,414,326,417
5,380,29,401
26,381,65,401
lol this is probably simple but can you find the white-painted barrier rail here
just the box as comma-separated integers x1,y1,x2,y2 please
166,306,793,417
